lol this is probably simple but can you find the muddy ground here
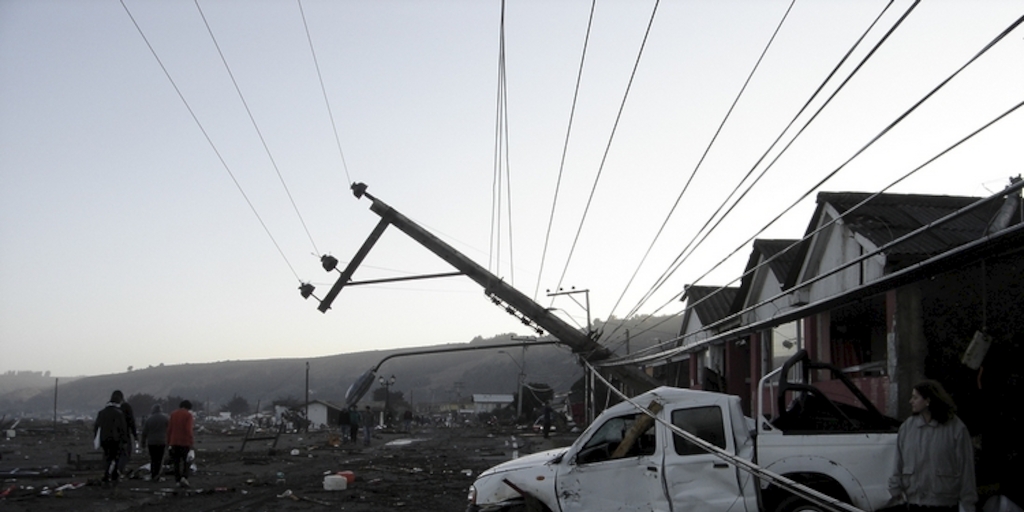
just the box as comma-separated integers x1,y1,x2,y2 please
0,420,575,511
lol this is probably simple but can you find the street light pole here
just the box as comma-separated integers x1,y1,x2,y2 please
498,350,525,421
378,374,396,426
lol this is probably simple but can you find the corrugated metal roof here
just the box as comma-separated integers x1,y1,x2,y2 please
731,239,801,312
822,192,1005,260
683,285,738,326
472,394,514,404
755,239,801,280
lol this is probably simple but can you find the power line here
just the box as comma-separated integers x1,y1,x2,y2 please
647,3,1020,319
490,0,517,285
619,0,910,325
532,0,598,302
194,0,321,257
600,5,1022,351
297,0,353,188
602,0,802,334
606,0,916,344
598,23,1024,356
550,0,661,302
489,0,507,276
120,0,300,282
604,130,1024,368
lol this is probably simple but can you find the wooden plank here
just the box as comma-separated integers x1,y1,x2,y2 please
611,400,662,459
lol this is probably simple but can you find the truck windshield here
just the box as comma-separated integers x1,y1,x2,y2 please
576,413,656,464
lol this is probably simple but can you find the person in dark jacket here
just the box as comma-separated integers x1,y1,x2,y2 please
140,404,169,481
117,395,138,476
93,391,129,486
348,406,360,444
362,406,375,446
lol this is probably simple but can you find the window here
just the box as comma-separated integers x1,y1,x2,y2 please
576,413,656,464
671,406,726,456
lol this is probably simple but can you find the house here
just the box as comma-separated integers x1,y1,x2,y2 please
303,400,347,430
666,182,1024,494
675,284,738,392
472,394,514,414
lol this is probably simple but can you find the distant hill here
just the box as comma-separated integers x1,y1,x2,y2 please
1,315,681,417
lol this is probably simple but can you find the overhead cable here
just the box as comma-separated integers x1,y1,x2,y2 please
194,0,321,257
297,0,353,187
601,100,1024,367
532,0,598,302
489,0,517,285
550,0,661,303
601,0,803,337
608,0,910,345
120,0,300,281
619,7,1024,342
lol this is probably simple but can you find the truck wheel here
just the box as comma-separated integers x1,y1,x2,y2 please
774,496,827,512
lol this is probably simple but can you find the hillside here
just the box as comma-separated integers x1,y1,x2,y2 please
1,315,680,417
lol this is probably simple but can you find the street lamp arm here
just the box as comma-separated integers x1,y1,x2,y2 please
344,341,561,407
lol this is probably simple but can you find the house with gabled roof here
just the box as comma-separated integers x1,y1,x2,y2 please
674,284,738,390
784,190,1019,417
666,182,1024,494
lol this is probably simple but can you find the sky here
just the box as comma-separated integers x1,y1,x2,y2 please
1,0,1022,378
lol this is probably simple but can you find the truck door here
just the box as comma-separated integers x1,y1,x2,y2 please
664,405,751,511
555,412,670,512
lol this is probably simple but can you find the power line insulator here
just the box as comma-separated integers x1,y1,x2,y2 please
299,282,316,299
321,255,339,272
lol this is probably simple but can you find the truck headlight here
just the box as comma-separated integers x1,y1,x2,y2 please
467,484,477,504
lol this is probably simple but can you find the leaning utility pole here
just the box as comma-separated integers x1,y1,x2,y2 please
301,183,657,396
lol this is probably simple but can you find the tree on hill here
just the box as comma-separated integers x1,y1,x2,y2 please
126,393,159,416
166,395,203,413
223,394,251,417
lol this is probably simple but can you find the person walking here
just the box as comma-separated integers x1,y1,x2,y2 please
362,405,375,446
166,400,195,488
889,380,977,512
140,404,169,481
117,395,138,477
348,406,360,444
93,391,129,486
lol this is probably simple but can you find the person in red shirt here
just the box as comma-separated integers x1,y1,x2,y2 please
166,400,195,488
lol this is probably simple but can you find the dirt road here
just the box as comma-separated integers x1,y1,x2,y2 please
0,420,573,511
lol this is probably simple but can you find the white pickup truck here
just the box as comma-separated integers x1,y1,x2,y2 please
466,351,901,512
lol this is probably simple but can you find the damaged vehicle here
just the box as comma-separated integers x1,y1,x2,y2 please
467,350,901,512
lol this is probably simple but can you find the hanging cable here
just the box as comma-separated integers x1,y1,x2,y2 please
194,0,321,257
551,0,661,301
532,0,598,301
120,0,301,282
603,98,1024,360
603,0,802,334
503,81,517,286
601,0,896,347
489,0,517,285
297,0,353,187
621,5,1021,340
489,0,508,276
619,0,915,327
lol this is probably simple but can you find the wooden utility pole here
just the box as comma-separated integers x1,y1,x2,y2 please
52,378,58,433
305,362,310,433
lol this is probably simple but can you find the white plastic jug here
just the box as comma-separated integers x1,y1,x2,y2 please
323,474,348,491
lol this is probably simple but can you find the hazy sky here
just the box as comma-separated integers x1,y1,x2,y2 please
2,0,1021,377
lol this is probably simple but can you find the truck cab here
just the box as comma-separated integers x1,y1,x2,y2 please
467,351,900,512
468,387,757,512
